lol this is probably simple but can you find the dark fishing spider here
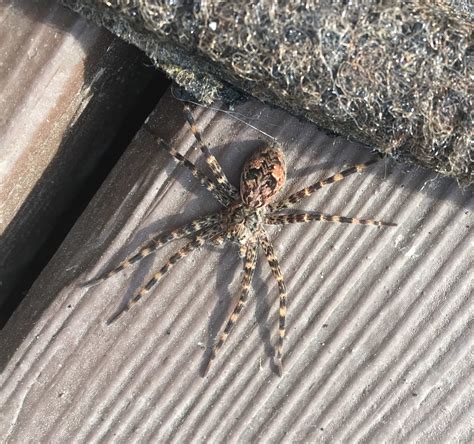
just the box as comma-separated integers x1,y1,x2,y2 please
84,105,396,376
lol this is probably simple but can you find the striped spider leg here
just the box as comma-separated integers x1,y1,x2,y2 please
258,227,287,377
258,160,396,374
203,147,396,376
204,240,258,376
107,226,223,324
82,213,222,288
82,114,237,320
182,104,239,201
264,159,397,229
83,103,396,377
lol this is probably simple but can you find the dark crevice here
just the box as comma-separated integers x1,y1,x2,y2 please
0,66,171,329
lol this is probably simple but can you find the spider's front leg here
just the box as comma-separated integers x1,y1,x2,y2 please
204,241,258,376
82,214,220,287
108,227,222,324
258,228,288,377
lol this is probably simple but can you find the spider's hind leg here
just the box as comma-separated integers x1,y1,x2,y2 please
183,104,239,200
270,160,378,211
265,212,397,227
156,138,232,207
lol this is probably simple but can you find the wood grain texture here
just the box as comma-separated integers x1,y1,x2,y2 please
0,0,155,315
0,92,471,443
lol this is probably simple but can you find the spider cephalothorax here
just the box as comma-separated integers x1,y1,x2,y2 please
83,105,396,377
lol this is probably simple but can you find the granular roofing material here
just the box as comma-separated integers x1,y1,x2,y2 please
61,1,473,186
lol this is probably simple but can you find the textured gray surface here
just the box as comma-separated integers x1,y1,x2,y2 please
60,0,474,186
0,93,472,442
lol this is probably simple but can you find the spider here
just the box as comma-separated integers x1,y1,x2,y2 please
83,104,396,377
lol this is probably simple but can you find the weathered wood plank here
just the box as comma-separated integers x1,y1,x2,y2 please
0,91,471,442
0,0,160,321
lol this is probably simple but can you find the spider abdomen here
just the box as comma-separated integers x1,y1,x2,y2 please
240,146,286,208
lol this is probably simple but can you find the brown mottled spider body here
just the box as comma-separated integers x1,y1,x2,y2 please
240,146,286,208
83,105,396,377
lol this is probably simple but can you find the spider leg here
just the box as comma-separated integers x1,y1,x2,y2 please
107,228,221,324
183,104,239,200
157,138,232,206
82,214,221,287
265,212,396,227
211,234,225,246
204,241,257,376
258,228,287,377
269,160,378,211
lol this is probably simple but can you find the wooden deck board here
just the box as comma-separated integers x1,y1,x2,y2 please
0,91,471,442
0,0,157,318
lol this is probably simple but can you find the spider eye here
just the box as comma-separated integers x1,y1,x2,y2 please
240,146,286,208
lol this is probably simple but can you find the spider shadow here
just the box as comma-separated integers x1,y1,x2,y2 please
199,245,280,377
87,157,224,320
93,210,203,321
84,126,255,324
